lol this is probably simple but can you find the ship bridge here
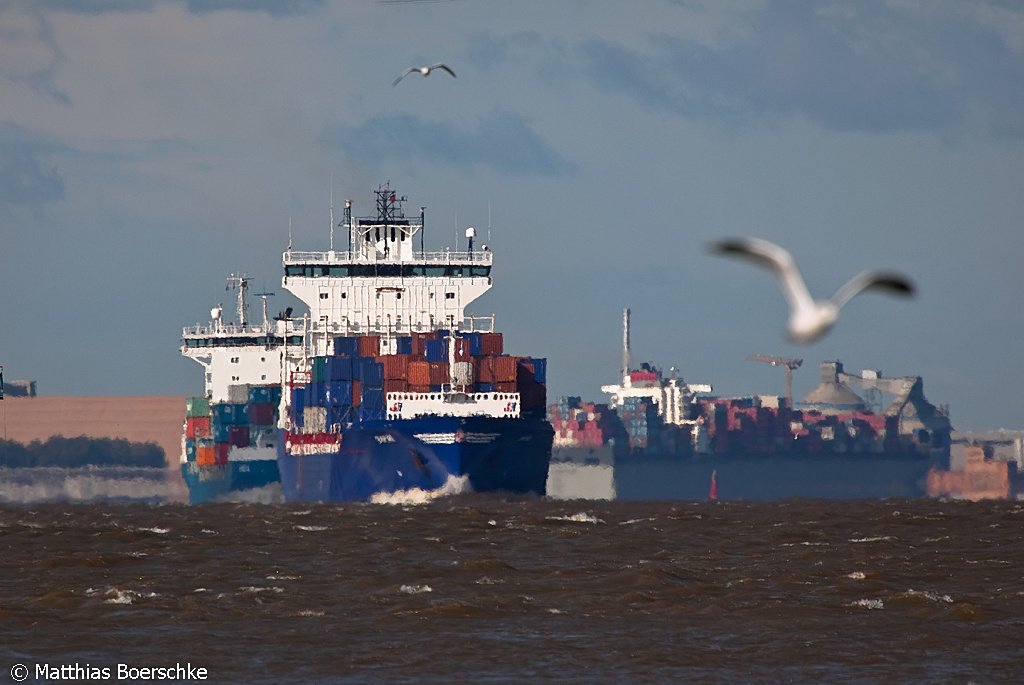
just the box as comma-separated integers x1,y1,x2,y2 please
282,183,493,350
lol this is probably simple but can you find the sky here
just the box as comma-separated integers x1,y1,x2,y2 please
1,0,1021,432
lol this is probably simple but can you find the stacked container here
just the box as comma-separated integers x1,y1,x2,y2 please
290,332,548,430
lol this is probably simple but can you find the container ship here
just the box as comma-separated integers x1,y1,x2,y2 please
549,309,952,501
274,184,552,502
179,275,297,503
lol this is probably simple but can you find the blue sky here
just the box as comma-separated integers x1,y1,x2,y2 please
1,0,1021,431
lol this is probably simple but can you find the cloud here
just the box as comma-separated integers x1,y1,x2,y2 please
34,0,324,15
0,126,65,210
577,1,1024,137
339,111,575,177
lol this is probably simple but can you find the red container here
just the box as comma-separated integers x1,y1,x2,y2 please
214,442,231,464
408,360,431,386
352,379,362,407
377,354,410,380
452,338,471,362
384,378,409,393
359,335,381,357
229,425,250,448
428,362,450,386
186,416,211,439
479,332,503,355
246,403,275,426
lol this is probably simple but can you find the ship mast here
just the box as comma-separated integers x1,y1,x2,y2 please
622,307,631,380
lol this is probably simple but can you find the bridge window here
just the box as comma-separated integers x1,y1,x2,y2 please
445,292,455,300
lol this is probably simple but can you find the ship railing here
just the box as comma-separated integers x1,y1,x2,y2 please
289,315,497,338
182,323,272,337
283,250,492,265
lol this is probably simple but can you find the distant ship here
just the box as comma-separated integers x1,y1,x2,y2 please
275,184,552,501
549,309,952,501
179,275,295,503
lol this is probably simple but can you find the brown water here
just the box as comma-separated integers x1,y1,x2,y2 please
2,496,1021,684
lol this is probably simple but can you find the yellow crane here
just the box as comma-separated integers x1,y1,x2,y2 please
746,354,803,406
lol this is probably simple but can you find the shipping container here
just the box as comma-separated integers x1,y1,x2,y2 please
185,396,211,418
212,403,246,425
324,380,354,407
196,444,216,466
327,356,355,382
408,360,431,386
357,359,384,388
246,402,276,426
358,335,381,357
333,336,360,357
214,442,231,465
185,416,211,440
377,354,410,380
247,385,279,405
396,336,413,355
229,425,250,448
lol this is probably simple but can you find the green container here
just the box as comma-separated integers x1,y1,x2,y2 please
311,356,329,384
185,396,211,418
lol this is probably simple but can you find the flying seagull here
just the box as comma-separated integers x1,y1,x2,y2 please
392,63,456,86
709,236,915,344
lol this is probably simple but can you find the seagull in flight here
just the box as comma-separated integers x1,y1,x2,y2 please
392,63,456,86
709,237,915,344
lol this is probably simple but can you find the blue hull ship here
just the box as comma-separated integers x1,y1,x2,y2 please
277,415,552,502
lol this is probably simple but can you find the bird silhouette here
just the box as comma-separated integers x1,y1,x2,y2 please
709,237,914,344
392,63,456,86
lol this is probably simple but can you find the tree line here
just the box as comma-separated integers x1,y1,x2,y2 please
0,436,165,468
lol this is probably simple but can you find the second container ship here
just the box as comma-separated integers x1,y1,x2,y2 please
549,309,952,501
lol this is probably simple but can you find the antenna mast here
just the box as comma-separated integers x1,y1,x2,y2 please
329,174,335,252
227,274,251,328
622,307,631,379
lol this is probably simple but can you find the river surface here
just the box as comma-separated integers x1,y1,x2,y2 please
2,488,1020,683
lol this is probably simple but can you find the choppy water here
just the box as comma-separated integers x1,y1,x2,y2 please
2,488,1021,683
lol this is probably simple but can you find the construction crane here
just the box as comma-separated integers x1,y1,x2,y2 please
746,354,803,406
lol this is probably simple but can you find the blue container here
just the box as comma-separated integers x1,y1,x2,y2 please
396,336,413,355
357,406,386,423
357,359,384,389
325,380,354,407
527,358,547,383
476,382,496,393
425,338,448,363
306,382,327,408
248,386,275,404
326,405,352,428
333,336,360,357
213,423,233,443
327,356,354,381
184,439,197,462
362,387,386,413
212,403,246,425
465,332,483,356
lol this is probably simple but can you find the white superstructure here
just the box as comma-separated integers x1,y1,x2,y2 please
281,183,494,358
600,308,712,426
181,275,296,403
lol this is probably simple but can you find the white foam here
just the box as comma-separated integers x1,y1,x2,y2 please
545,512,605,525
294,525,329,532
220,482,283,504
399,584,433,595
903,589,953,603
370,473,471,506
849,598,884,610
849,536,896,543
846,571,867,580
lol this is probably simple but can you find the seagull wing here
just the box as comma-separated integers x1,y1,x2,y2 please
430,63,456,78
392,67,417,86
830,270,915,310
710,237,816,314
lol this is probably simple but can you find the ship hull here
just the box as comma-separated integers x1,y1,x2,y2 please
553,446,937,501
180,458,280,504
278,416,553,502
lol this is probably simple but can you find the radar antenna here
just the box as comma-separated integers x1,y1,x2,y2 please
226,274,251,327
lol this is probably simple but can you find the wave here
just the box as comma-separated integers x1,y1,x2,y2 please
0,466,174,505
369,473,471,506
